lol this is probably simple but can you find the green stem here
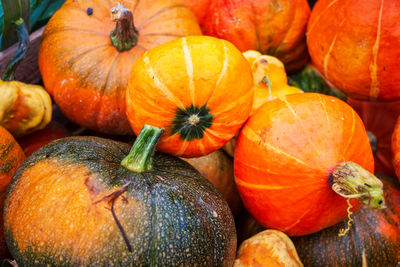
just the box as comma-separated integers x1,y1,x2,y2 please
329,161,385,209
2,18,29,81
121,125,164,172
110,4,138,52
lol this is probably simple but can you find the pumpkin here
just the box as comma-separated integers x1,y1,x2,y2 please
222,50,302,157
234,93,385,236
182,149,243,217
292,173,400,266
1,19,52,137
0,126,25,258
307,0,400,101
391,117,400,181
199,0,311,72
17,121,71,157
38,0,201,135
4,125,236,265
235,173,400,266
349,98,400,177
181,0,211,24
126,35,254,158
234,229,303,267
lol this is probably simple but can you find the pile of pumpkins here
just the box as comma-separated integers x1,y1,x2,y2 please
1,0,400,266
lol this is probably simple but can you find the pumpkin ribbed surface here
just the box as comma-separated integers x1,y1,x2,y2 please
234,93,374,236
307,0,400,100
126,36,254,157
4,136,236,266
38,0,201,135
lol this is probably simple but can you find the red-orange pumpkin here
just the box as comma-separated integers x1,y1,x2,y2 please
348,98,400,177
391,117,400,181
126,36,254,157
199,0,311,72
0,126,25,257
234,93,384,236
307,0,400,100
39,0,201,135
17,121,71,157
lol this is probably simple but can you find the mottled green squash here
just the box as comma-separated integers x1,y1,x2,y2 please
4,125,236,266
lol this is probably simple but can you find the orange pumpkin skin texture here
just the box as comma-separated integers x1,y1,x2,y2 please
126,36,254,157
234,229,303,267
201,0,311,72
38,0,201,135
0,126,25,258
307,0,400,101
234,93,374,236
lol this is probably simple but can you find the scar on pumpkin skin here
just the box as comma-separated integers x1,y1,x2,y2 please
93,182,133,252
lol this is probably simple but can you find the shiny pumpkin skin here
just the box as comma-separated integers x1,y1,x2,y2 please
307,0,400,101
292,173,400,266
4,137,236,266
38,0,201,135
348,98,400,177
0,126,25,258
201,0,311,72
234,93,374,236
126,36,254,158
182,149,243,217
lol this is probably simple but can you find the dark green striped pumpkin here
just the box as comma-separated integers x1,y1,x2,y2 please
4,125,236,266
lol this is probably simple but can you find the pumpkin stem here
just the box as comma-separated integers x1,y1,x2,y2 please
121,125,164,172
2,18,30,81
110,3,138,52
329,161,385,209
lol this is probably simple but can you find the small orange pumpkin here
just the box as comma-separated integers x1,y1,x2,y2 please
126,36,254,157
0,126,25,257
223,50,302,157
39,0,201,135
235,229,303,267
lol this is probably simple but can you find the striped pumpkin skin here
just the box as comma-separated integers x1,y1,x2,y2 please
126,36,254,157
4,136,237,266
234,93,374,236
307,0,400,101
0,126,25,257
38,0,201,135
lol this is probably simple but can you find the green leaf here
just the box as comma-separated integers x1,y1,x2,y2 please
1,0,30,49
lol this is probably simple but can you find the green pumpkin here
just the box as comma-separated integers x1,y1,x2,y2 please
4,125,237,266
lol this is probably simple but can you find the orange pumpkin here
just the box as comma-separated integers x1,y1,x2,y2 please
126,36,254,157
200,0,311,72
39,0,201,135
234,93,385,236
182,149,243,216
235,230,303,267
307,0,400,100
0,126,25,257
